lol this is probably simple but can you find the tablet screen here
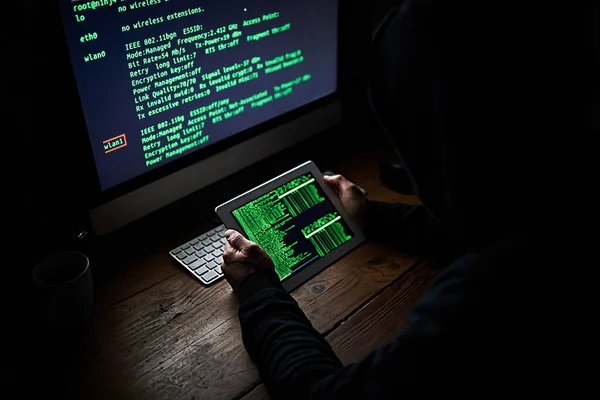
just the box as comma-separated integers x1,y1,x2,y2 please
231,173,355,281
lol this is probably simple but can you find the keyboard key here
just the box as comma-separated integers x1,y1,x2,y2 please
188,259,206,271
194,266,209,276
201,269,219,282
195,249,207,258
170,226,228,285
183,255,198,265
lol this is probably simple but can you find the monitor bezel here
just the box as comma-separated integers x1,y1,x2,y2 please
53,0,341,210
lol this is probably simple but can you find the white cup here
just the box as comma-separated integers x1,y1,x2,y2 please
32,251,94,330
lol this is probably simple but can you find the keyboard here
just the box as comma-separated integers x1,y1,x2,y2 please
170,224,227,285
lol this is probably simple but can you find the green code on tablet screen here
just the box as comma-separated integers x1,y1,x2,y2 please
232,173,354,281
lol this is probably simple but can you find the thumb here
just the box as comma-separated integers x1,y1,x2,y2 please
323,175,342,191
225,229,267,262
225,229,260,254
225,230,249,250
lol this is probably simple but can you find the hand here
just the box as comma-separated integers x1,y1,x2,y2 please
323,174,369,230
221,229,275,293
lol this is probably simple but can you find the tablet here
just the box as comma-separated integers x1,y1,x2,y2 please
215,160,365,292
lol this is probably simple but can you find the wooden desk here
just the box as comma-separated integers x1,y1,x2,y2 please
40,133,442,400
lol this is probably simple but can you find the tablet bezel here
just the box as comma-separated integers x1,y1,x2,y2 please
215,160,366,292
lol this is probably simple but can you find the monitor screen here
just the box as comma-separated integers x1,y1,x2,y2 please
58,0,338,190
231,173,354,281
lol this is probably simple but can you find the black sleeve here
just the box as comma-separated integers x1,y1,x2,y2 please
237,237,525,400
364,201,463,261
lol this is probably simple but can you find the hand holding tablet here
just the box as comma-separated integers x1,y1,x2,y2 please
216,161,365,292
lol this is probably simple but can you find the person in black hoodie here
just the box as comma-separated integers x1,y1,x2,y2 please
221,1,570,398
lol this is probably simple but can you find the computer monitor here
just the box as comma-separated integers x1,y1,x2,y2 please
56,0,341,235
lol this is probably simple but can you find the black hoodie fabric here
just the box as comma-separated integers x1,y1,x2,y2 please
234,1,566,398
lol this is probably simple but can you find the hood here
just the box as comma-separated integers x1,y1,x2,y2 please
368,1,548,248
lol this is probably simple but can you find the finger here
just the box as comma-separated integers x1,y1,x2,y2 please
243,240,267,261
337,176,363,194
336,175,354,190
223,249,248,265
323,174,342,184
225,230,265,259
222,240,246,263
323,175,342,193
327,174,355,190
351,184,368,197
225,230,248,251
223,241,266,268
